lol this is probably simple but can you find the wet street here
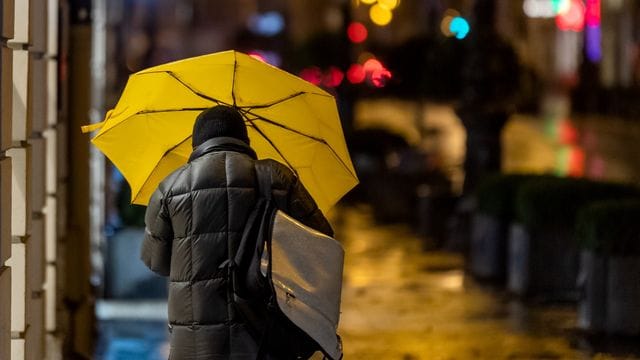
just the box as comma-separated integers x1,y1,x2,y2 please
335,206,640,360
96,204,640,359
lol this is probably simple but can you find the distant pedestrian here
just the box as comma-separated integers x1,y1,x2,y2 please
140,105,333,359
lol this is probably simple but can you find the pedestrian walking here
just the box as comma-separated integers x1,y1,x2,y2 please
140,105,334,359
82,50,357,360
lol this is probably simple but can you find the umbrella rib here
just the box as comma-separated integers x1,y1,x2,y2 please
150,70,223,105
239,92,306,110
89,108,210,138
246,119,298,175
232,52,238,107
136,107,213,115
244,111,326,143
244,111,358,180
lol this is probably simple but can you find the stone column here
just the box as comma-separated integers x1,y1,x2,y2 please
1,0,66,358
63,0,95,357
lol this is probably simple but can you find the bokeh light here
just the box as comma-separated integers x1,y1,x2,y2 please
363,58,384,73
347,64,366,84
371,68,392,87
556,0,585,31
440,9,461,37
247,50,282,67
247,11,285,37
586,24,602,62
449,17,470,39
552,0,571,15
248,52,266,63
299,67,323,86
585,0,601,26
378,0,399,10
370,4,393,26
360,0,377,4
558,119,579,144
347,22,368,43
558,146,586,177
323,67,345,87
523,0,556,18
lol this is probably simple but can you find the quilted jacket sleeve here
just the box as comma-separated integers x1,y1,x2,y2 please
261,160,334,237
141,187,173,276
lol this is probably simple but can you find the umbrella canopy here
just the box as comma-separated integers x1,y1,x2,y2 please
82,50,357,213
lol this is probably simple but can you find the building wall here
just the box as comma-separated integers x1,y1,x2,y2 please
0,1,15,358
0,0,79,359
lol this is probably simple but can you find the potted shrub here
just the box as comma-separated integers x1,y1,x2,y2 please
470,173,547,281
576,199,640,335
508,178,638,300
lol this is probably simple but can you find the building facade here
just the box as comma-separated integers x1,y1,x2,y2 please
1,0,94,358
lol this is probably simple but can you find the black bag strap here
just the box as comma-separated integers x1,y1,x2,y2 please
232,162,273,272
226,162,278,359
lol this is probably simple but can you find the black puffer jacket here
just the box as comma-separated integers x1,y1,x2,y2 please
141,137,333,360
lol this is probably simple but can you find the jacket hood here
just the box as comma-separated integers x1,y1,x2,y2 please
189,137,257,162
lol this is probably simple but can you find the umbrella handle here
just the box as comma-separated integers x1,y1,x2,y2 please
81,108,116,133
81,120,106,133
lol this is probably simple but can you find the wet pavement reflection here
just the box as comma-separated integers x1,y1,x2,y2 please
335,206,639,360
96,205,640,359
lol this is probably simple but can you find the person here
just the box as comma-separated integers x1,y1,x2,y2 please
140,105,334,359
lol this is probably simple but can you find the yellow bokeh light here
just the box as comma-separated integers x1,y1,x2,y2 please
360,0,377,4
370,4,393,26
440,15,454,37
378,0,399,10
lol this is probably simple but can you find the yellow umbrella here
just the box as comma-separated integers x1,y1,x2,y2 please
82,50,357,213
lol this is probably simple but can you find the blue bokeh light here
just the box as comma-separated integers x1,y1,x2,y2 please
248,11,285,37
449,17,470,39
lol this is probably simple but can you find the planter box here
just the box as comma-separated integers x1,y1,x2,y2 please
469,213,508,281
507,223,579,300
577,251,640,335
606,256,640,335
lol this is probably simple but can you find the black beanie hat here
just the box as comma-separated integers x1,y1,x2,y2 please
192,105,249,147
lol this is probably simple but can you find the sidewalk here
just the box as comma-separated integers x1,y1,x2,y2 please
335,206,640,360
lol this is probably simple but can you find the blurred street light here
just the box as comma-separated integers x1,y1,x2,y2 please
441,9,461,37
556,0,585,31
378,0,400,10
299,66,323,85
324,67,345,87
370,4,393,26
347,22,368,43
450,17,470,39
347,64,366,84
523,0,557,18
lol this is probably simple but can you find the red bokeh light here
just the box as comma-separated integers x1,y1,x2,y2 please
585,0,601,27
370,68,392,88
363,58,383,73
556,0,585,32
568,146,585,177
347,22,368,43
559,119,579,144
323,67,344,87
299,67,323,85
248,52,266,63
346,64,366,84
